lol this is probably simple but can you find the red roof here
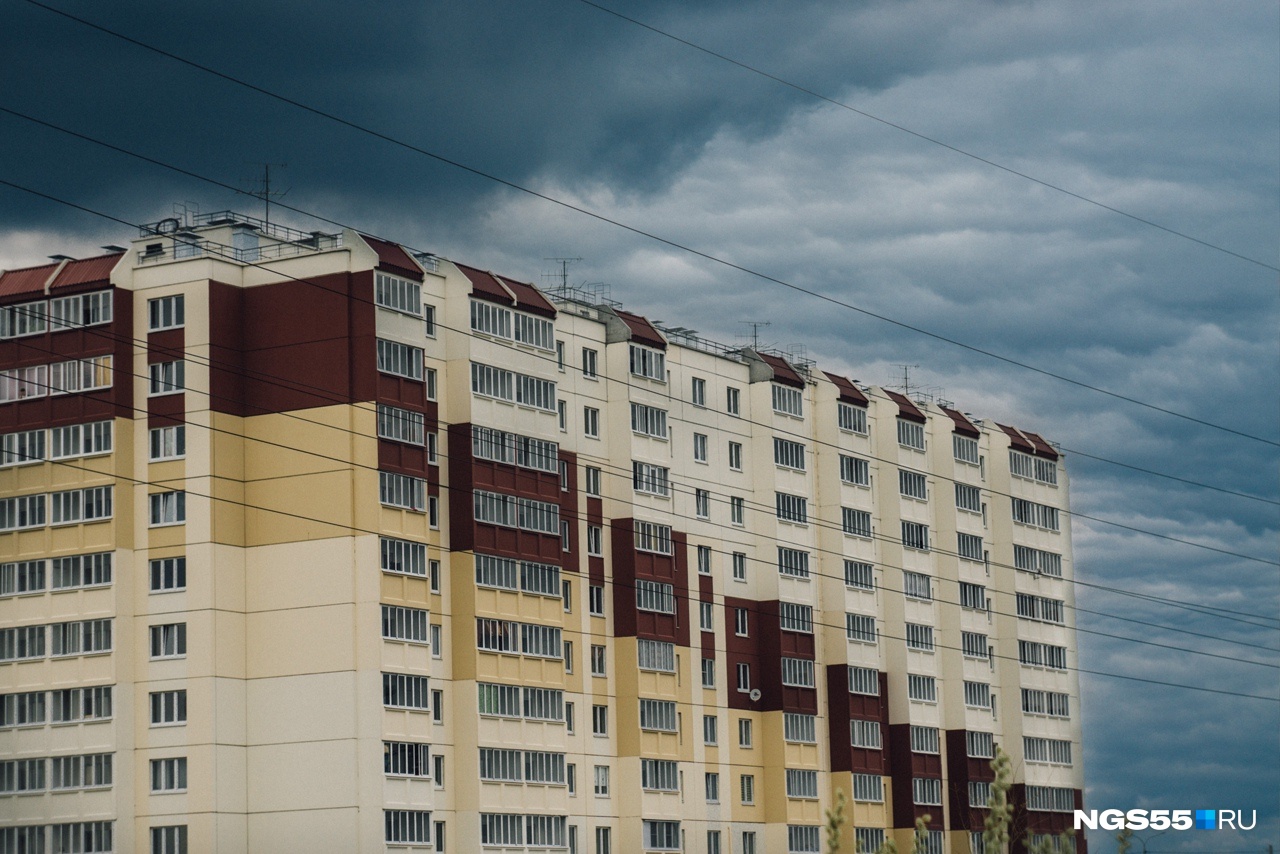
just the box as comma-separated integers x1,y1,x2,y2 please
758,353,804,389
456,263,515,307
0,252,121,302
940,406,980,438
361,234,423,281
884,390,926,423
494,275,557,319
996,423,1036,453
615,310,666,350
822,372,868,406
1022,430,1060,461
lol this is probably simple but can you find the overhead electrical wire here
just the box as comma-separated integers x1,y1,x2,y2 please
12,0,1280,451
1,104,1275,510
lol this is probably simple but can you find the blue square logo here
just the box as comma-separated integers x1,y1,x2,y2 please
1195,810,1216,830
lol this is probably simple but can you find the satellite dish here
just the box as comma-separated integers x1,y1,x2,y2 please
157,218,181,234
749,688,762,702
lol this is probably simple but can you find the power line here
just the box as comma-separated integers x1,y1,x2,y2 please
3,104,1275,510
569,0,1280,276
12,0,1280,450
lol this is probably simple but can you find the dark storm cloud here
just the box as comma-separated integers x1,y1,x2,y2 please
1,2,1277,851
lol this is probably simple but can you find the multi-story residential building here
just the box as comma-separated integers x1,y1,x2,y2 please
0,210,1083,854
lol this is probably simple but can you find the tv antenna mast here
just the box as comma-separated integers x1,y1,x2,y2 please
245,163,289,226
543,257,582,291
739,321,771,350
890,364,921,398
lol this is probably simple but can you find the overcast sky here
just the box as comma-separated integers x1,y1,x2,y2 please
2,0,1277,848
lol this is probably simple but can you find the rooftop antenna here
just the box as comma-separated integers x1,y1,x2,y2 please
542,257,582,291
889,364,921,398
245,162,289,226
738,321,771,350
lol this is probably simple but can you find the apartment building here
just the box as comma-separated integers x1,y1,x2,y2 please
0,210,1083,854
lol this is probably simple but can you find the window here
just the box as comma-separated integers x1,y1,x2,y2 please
960,581,987,610
776,492,807,523
734,609,749,637
0,299,47,338
585,466,601,496
967,731,995,758
513,311,556,352
740,773,755,803
842,507,872,538
732,552,746,581
149,425,186,461
49,486,113,525
772,384,803,416
901,521,930,550
422,303,436,337
385,742,431,778
50,291,112,330
561,578,572,610
954,434,980,464
522,623,564,659
958,533,985,562
594,764,609,795
903,571,932,600
743,833,758,854
913,777,943,806
524,751,567,785
701,714,719,745
730,496,744,525
899,469,927,500
728,441,743,471
783,713,817,744
150,757,188,792
736,662,751,692
587,526,602,557
148,360,185,395
964,681,993,709
697,601,714,632
850,719,882,749
839,402,868,434
1012,450,1058,485
425,367,437,401
385,811,433,846
691,377,706,406
642,820,681,852
0,758,46,793
558,400,567,430
431,627,442,660
693,433,708,463
590,645,606,676
726,386,740,415
151,826,187,854
841,454,870,486
49,753,112,790
1,559,45,596
907,674,937,702
1018,640,1068,670
630,403,668,438
857,830,887,853
848,666,880,696
956,483,982,512
584,406,600,438
148,491,186,527
844,560,873,590
596,827,612,854
1012,497,1060,531
779,602,813,633
897,418,925,450
639,699,677,732
382,472,426,512
50,823,112,854
592,704,608,735
629,344,666,381
1022,688,1071,718
382,605,430,644
374,273,422,316
49,686,111,724
381,537,427,577
780,657,815,688
1025,736,1073,765
1026,786,1076,812
633,639,676,674
634,521,673,555
786,769,819,799
774,437,806,470
695,488,710,518
0,493,45,532
383,673,430,710
581,347,598,378
962,632,989,659
150,691,187,726
633,461,670,496
471,426,560,472
0,691,46,727
0,429,44,467
50,619,113,656
910,725,940,754
588,585,604,616
640,758,679,792
149,623,186,659
788,826,821,853
377,404,425,446
1017,592,1066,623
636,580,675,614
905,623,935,652
701,657,715,688
1015,544,1064,577
470,299,512,337
846,613,876,644
524,688,565,722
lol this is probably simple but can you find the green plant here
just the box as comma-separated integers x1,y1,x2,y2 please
983,746,1014,854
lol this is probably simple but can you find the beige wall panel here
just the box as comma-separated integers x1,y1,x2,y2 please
245,672,357,745
244,471,356,547
245,538,359,613
246,740,359,812
245,807,360,854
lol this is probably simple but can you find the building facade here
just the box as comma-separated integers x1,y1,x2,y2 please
0,210,1084,853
